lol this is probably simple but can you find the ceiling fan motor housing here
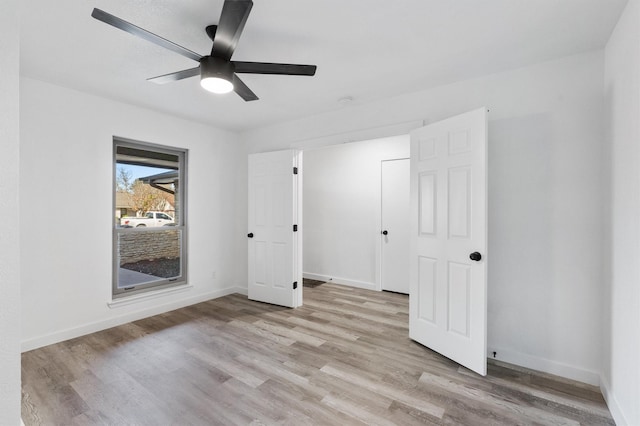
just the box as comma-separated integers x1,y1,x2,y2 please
200,56,235,82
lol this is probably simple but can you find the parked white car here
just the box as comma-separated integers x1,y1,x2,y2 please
120,211,175,227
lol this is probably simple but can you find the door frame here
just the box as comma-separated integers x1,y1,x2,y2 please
295,151,303,307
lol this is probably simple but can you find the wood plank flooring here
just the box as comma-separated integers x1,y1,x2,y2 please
22,282,614,425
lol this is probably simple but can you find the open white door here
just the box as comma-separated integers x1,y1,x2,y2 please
248,149,302,308
409,107,488,375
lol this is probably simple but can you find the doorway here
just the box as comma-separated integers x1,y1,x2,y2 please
247,108,489,377
301,135,410,291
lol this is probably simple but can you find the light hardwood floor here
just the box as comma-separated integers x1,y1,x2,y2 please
22,282,614,425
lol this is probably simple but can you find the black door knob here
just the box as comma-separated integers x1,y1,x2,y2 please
247,233,254,238
470,252,482,261
381,230,388,235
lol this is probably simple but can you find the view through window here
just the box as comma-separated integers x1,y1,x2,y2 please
113,140,187,297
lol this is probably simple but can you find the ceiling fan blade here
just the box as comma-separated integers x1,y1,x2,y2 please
232,74,258,101
147,67,201,84
212,0,253,60
233,61,317,76
91,8,202,62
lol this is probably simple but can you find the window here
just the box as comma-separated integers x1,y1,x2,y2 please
113,138,187,298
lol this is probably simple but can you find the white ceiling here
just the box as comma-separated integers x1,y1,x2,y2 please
20,0,627,132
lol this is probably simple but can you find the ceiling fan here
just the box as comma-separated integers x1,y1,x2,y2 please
91,0,317,101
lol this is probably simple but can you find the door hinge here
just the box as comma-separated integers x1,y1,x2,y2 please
293,166,298,175
293,281,298,290
293,224,298,232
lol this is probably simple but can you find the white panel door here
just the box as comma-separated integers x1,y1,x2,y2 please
248,149,301,308
381,158,410,294
409,107,488,375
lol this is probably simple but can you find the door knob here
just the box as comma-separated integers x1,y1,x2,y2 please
381,230,388,235
469,252,482,261
247,233,254,238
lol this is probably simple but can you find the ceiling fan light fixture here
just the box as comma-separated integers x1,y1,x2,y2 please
200,56,234,94
201,76,234,94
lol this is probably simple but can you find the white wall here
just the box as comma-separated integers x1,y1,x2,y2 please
603,1,640,424
242,51,606,385
303,136,409,289
20,77,246,350
0,0,22,423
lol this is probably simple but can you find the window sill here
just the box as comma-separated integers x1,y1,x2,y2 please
108,283,193,308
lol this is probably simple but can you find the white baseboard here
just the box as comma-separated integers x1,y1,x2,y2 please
487,346,601,386
21,286,242,352
234,286,248,296
303,272,377,291
600,375,629,426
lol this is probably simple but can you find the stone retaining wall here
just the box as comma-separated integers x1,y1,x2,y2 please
119,229,180,265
